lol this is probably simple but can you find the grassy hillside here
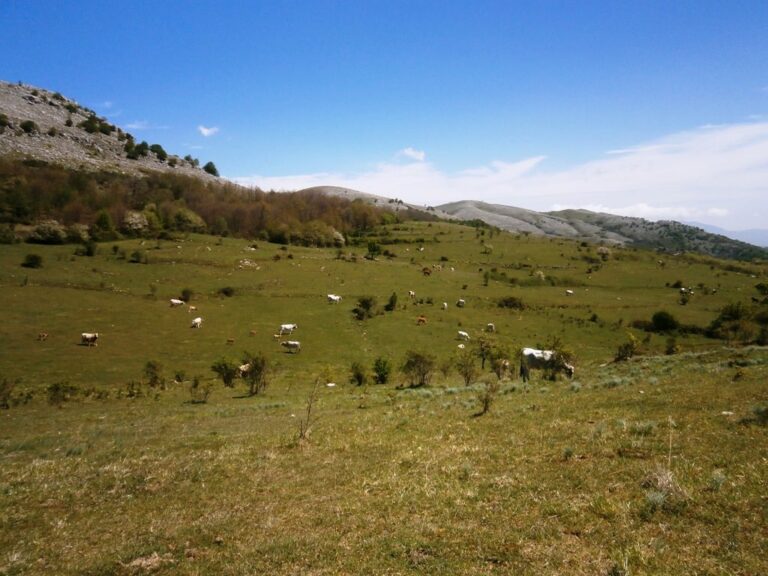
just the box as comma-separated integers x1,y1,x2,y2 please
1,222,767,575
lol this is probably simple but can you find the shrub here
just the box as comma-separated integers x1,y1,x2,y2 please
21,253,43,268
0,378,18,409
373,357,391,384
0,113,9,128
497,296,525,310
349,362,367,386
28,220,67,244
218,286,236,297
47,381,79,406
180,288,193,303
353,296,379,320
212,359,239,388
384,291,398,312
455,349,478,386
203,161,219,176
475,378,500,416
615,333,638,362
241,352,269,396
401,350,436,388
651,310,679,332
20,120,38,134
189,376,213,403
143,361,165,389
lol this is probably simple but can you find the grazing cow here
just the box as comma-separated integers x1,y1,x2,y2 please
169,298,185,307
486,323,496,333
188,305,198,313
279,323,298,335
327,294,342,304
81,332,99,346
441,302,448,310
565,289,574,296
272,333,282,340
226,338,235,345
238,363,251,377
457,330,470,341
281,340,301,353
408,290,416,299
456,298,466,308
37,332,49,341
422,267,432,276
191,317,203,329
519,347,574,382
416,315,427,325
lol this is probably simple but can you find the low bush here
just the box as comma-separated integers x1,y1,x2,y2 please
21,253,43,268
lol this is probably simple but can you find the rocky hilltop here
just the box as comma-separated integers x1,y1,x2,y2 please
0,81,217,181
438,200,768,261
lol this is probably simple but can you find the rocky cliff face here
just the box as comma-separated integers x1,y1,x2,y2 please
0,81,216,181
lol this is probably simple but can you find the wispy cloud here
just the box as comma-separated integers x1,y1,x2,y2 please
198,125,219,137
397,147,426,162
232,122,768,230
125,120,168,131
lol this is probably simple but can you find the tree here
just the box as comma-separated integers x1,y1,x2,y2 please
212,359,239,388
203,161,219,177
401,350,436,388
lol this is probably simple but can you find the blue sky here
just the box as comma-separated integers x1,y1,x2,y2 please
2,0,767,230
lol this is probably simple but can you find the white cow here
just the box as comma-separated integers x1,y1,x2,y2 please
520,347,574,382
81,332,99,346
279,323,298,335
486,323,496,333
169,298,185,307
327,294,342,303
191,317,203,329
441,302,448,310
238,363,251,377
456,298,466,308
565,289,574,296
408,290,416,299
457,330,470,341
281,340,301,353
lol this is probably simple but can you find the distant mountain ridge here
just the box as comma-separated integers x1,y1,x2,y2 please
436,200,768,261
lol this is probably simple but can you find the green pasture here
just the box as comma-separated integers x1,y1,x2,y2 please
1,222,767,574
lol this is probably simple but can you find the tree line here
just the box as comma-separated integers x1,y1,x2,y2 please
0,159,431,245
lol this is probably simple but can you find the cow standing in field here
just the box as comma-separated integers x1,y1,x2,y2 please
281,340,301,353
519,348,574,382
456,298,466,308
81,332,99,346
327,294,342,304
170,298,185,307
279,323,298,335
191,317,203,329
457,330,470,341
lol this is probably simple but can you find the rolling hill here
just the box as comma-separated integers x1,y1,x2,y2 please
438,200,768,261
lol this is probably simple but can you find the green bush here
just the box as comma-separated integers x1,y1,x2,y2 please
203,161,219,176
498,296,525,309
21,253,43,268
20,120,38,134
350,362,367,386
373,357,391,384
212,359,239,388
401,350,436,388
651,311,679,332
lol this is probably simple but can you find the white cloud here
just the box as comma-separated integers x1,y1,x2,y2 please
232,122,768,230
125,120,167,130
397,147,426,162
198,125,219,137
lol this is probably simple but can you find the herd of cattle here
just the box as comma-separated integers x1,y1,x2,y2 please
70,290,575,381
